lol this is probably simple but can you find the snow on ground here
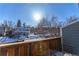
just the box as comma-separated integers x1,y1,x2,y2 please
0,37,17,43
0,35,36,44
52,51,77,56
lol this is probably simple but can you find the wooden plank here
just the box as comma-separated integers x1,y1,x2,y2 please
49,38,61,51
0,48,7,56
18,44,30,56
31,40,49,56
6,47,15,56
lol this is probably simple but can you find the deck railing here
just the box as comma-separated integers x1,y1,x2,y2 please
0,37,61,56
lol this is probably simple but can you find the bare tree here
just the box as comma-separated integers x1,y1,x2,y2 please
8,21,13,28
23,22,26,28
66,16,79,24
3,20,8,27
50,16,60,28
37,17,50,28
57,21,63,27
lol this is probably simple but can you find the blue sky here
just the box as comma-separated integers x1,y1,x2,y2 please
0,3,79,26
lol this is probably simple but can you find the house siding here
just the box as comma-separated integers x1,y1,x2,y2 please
62,21,79,55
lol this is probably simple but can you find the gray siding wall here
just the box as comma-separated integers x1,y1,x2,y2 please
62,21,79,55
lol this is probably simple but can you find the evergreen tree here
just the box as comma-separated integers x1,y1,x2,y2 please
17,19,21,27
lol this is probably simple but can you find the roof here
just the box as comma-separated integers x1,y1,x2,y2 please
62,19,79,28
15,27,29,32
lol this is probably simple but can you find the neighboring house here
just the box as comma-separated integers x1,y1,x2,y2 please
13,27,30,37
62,20,79,55
0,26,12,36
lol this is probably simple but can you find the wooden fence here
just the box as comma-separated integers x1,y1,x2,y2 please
0,37,61,56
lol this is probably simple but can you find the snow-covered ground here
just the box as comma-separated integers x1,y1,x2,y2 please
0,33,58,44
54,52,76,56
51,51,77,56
0,34,41,44
0,37,17,43
0,35,29,44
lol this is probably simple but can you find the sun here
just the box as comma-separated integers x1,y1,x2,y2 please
33,13,43,22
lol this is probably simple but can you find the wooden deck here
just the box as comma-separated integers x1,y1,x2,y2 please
0,37,62,56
